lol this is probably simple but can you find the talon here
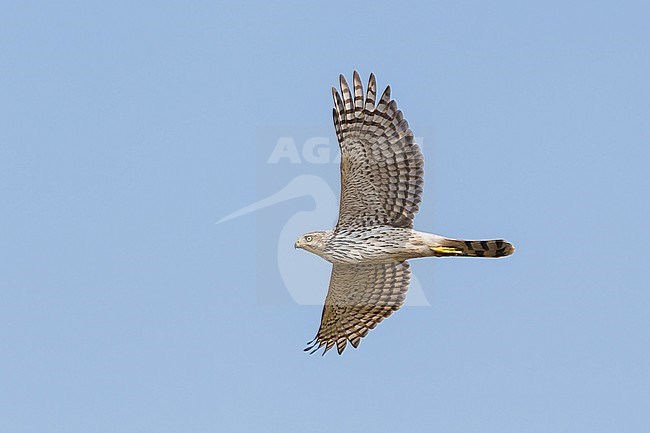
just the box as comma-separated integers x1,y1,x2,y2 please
431,246,463,256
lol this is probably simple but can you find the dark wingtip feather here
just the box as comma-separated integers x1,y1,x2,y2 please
339,74,348,89
309,343,323,355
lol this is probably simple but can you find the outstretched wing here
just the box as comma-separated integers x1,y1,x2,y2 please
332,72,424,229
305,261,411,355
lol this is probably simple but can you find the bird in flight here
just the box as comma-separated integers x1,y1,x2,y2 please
295,72,515,355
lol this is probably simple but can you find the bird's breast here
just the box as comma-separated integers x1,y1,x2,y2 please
323,227,419,264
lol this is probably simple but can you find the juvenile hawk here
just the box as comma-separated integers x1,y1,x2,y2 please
295,72,514,355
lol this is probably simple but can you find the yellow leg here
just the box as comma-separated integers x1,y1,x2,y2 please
431,246,464,256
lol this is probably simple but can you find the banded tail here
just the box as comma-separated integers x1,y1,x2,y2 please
431,237,515,258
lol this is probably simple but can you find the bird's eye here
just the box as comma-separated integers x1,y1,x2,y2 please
305,235,313,242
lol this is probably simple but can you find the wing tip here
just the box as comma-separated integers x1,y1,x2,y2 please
305,334,362,356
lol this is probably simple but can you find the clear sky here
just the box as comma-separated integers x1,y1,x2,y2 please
2,1,649,432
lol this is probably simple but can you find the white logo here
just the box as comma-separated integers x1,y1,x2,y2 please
218,136,431,306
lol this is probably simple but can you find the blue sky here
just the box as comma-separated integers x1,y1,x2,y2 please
1,1,649,432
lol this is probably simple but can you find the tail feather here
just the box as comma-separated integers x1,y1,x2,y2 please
431,238,515,258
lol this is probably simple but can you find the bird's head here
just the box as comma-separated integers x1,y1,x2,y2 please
294,230,330,256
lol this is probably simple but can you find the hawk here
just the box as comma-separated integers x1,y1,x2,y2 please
295,72,514,355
